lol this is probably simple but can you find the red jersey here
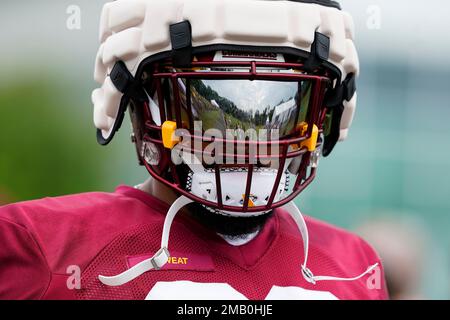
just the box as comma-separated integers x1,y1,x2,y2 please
0,185,388,300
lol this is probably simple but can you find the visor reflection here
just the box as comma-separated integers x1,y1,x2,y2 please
180,79,312,137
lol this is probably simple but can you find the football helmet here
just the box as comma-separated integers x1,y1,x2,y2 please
92,0,359,216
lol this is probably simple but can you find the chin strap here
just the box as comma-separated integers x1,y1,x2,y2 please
99,197,377,287
98,196,193,287
282,201,379,285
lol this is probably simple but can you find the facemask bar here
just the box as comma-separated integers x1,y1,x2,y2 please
135,60,330,213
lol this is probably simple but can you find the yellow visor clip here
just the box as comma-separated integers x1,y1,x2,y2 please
299,123,319,152
162,121,180,149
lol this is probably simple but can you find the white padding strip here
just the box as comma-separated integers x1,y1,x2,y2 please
108,0,146,34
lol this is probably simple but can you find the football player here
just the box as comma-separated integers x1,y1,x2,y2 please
0,0,388,300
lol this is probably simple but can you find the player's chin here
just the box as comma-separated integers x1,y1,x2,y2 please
187,202,274,238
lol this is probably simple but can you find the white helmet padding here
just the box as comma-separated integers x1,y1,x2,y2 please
92,0,359,152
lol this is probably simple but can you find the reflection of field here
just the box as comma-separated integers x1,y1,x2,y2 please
190,89,226,132
202,109,226,132
224,114,255,132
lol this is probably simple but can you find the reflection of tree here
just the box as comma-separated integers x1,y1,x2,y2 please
254,106,275,127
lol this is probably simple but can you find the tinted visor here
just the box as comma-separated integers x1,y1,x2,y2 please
177,78,312,138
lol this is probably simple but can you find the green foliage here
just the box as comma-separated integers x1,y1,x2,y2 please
0,79,109,202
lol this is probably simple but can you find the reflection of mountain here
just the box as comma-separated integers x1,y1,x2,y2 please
190,79,273,131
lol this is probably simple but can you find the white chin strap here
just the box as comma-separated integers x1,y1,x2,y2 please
98,197,378,287
98,196,193,287
283,201,379,285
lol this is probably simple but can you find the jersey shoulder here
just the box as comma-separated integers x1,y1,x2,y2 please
0,187,168,274
307,215,382,266
277,210,381,264
0,187,171,299
276,209,389,300
0,187,167,230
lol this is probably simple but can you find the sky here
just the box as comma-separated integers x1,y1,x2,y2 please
202,79,298,113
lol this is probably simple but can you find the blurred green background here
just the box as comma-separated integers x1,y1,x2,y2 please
0,0,449,299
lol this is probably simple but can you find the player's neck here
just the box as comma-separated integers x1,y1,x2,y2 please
138,177,179,206
218,230,260,246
